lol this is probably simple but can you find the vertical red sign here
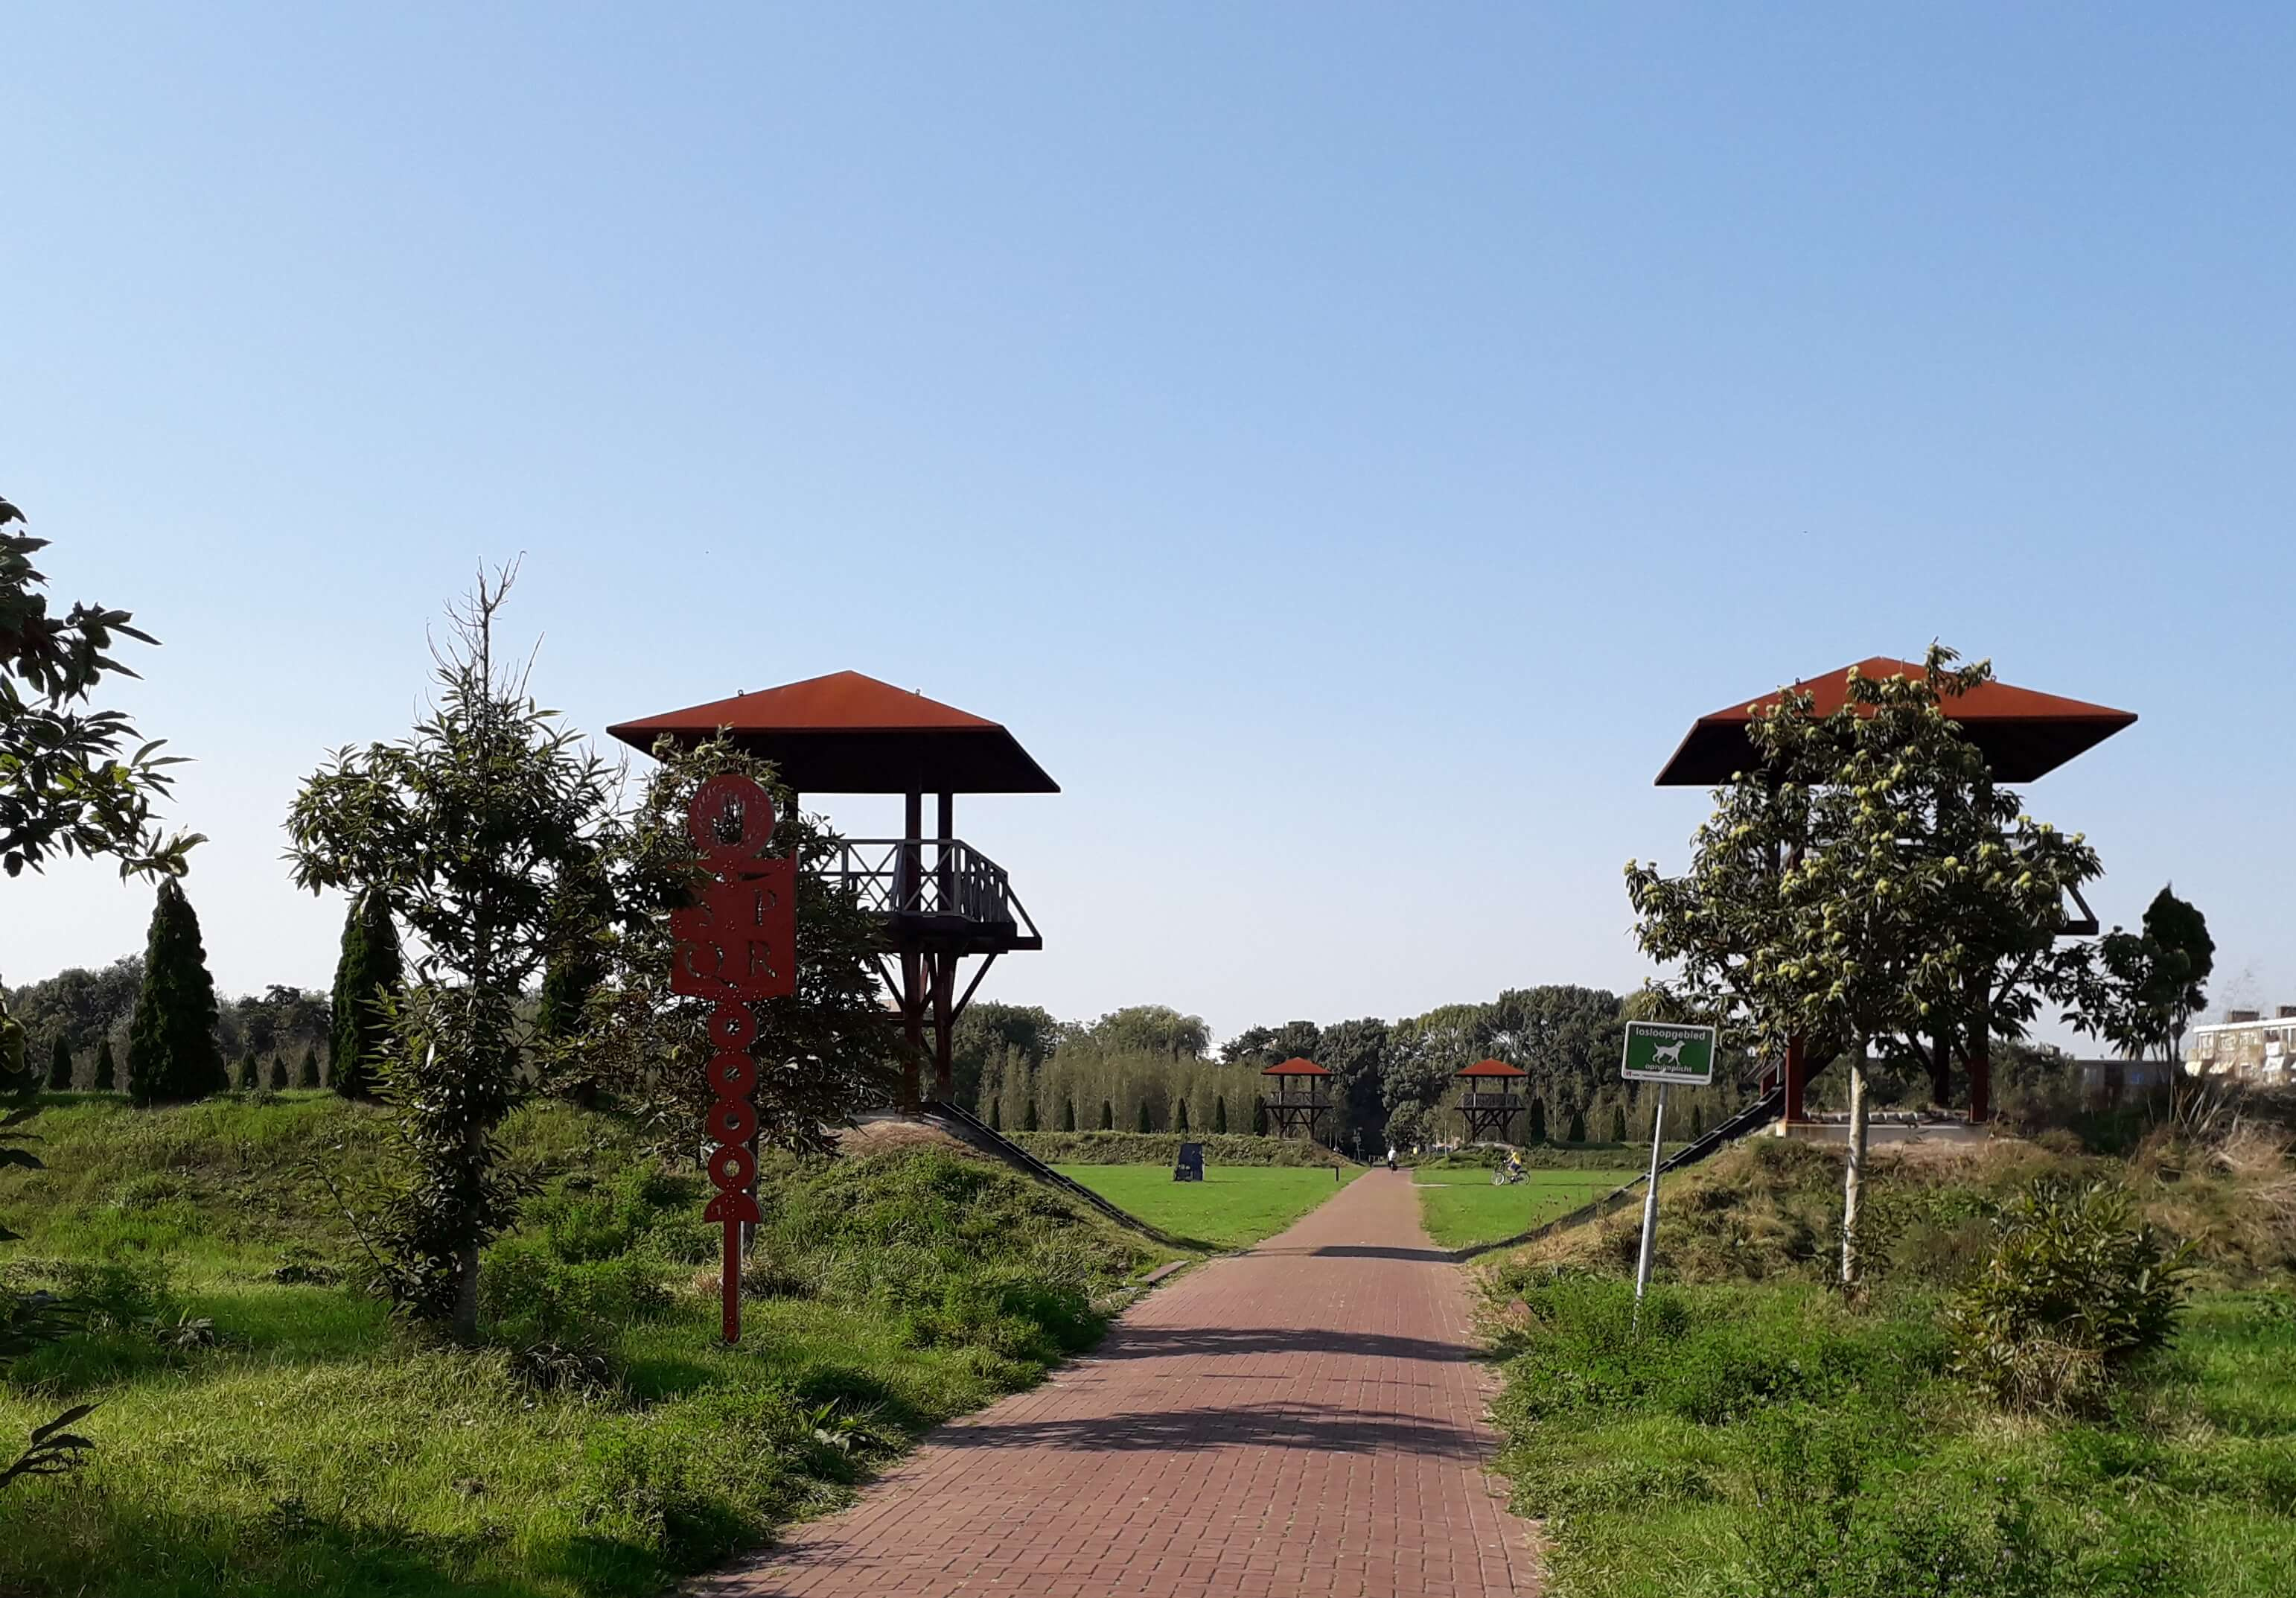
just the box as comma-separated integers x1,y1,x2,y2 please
669,774,797,1344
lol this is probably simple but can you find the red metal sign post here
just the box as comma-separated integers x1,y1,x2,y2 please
668,774,796,1344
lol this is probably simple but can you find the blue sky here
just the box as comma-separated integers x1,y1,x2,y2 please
5,5,2291,1043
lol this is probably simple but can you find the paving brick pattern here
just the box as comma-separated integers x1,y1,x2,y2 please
695,1168,1539,1597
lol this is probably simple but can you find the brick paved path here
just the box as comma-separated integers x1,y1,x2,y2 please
695,1168,1539,1597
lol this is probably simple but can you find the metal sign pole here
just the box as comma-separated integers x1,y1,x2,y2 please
1633,1083,1669,1314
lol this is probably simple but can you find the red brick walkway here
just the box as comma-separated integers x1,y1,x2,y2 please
695,1168,1539,1597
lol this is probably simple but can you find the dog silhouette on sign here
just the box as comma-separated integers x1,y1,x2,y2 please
1648,1040,1690,1070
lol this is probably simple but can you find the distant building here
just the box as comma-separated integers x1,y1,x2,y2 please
2184,1007,2296,1087
2077,1058,2174,1107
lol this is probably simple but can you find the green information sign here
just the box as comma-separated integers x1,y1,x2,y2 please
1620,1020,1718,1086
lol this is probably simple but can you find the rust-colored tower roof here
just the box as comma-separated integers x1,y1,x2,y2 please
1262,1057,1331,1076
1456,1058,1528,1078
1656,657,2135,786
608,671,1059,795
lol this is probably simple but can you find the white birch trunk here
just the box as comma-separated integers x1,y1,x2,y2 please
1841,1034,1869,1289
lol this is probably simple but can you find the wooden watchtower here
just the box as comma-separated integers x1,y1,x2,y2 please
1656,657,2134,1127
1455,1059,1528,1143
1260,1058,1332,1142
610,671,1056,1107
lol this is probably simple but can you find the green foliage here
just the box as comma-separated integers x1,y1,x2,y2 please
2067,885,2216,1072
1060,1097,1075,1132
0,494,200,881
92,1038,115,1091
1249,1095,1267,1137
949,1001,1064,1113
1947,1180,2192,1414
234,1049,256,1092
1173,1099,1189,1133
1528,1096,1546,1143
1214,1095,1227,1134
1010,1131,1348,1168
1607,1105,1628,1143
1135,1100,1152,1133
125,879,226,1104
1077,1005,1209,1059
1100,1100,1114,1130
286,567,616,1336
326,887,402,1101
1023,1097,1040,1133
295,1047,319,1089
1566,1103,1586,1142
46,1031,71,1090
267,1056,288,1092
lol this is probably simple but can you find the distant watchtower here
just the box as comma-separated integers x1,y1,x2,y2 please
1455,1059,1528,1143
610,671,1057,1107
1260,1058,1332,1142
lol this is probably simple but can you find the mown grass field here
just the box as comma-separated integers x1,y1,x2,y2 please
0,1093,1166,1598
1412,1166,1639,1252
1483,1136,2296,1597
1053,1162,1356,1250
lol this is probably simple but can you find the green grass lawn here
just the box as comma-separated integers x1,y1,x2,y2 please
1053,1162,1356,1250
1415,1168,1639,1251
0,1093,1164,1598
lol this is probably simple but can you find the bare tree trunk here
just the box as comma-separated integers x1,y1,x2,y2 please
1842,1034,1869,1290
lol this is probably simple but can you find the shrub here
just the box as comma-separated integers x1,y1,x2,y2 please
1946,1178,2191,1414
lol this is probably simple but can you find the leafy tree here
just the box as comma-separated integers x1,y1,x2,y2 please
1100,1100,1114,1130
1386,1102,1427,1150
1082,1005,1209,1060
1251,1096,1269,1136
126,879,226,1104
1318,1016,1391,1146
0,1017,99,1490
1527,1097,1546,1144
2067,885,2214,1112
1565,1103,1586,1143
951,1002,1064,1112
328,887,404,1101
0,495,200,881
45,1034,69,1092
1220,1019,1320,1066
1214,1095,1228,1134
287,567,616,1339
1766,652,2094,1285
3,959,141,1075
93,1038,115,1091
1136,1099,1152,1133
575,731,888,1160
535,846,613,1104
1174,1099,1190,1133
1061,1097,1076,1132
296,1047,319,1089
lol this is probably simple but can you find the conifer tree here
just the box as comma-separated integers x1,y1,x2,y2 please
1214,1095,1228,1134
1252,1096,1269,1136
236,1049,258,1090
1565,1103,1586,1143
268,1055,288,1091
1062,1098,1076,1132
1528,1097,1547,1144
95,1038,116,1091
1023,1097,1039,1133
1137,1100,1152,1133
1688,1101,1706,1139
328,887,404,1101
1608,1104,1629,1143
296,1047,319,1089
46,1033,71,1091
989,1097,1002,1132
1099,1100,1114,1130
1175,1099,1190,1133
126,878,226,1104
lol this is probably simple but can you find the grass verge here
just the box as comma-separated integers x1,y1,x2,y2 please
1415,1169,1639,1252
0,1092,1164,1597
1052,1163,1356,1250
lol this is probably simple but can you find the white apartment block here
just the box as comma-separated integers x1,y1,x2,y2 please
2186,1007,2296,1086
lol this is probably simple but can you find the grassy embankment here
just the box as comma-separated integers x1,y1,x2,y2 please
1411,1163,1640,1252
0,1092,1168,1598
1484,1133,2296,1597
1053,1162,1357,1250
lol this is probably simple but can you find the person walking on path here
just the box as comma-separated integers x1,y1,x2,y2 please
695,1168,1539,1597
